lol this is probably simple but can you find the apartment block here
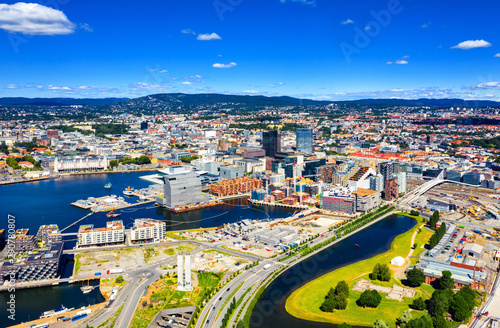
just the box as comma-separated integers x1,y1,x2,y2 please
130,218,166,244
77,220,125,248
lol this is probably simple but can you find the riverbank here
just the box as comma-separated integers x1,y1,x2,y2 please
285,217,433,327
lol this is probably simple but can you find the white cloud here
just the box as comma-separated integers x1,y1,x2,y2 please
402,55,410,59
149,69,157,73
451,40,492,50
160,70,168,73
212,62,237,68
0,3,76,35
341,19,354,25
364,25,372,31
197,33,221,41
182,81,194,85
395,60,408,65
181,28,195,35
242,90,259,94
279,0,316,5
421,22,431,28
269,82,285,87
495,53,500,58
79,23,93,32
129,82,172,93
466,82,500,90
186,75,203,79
386,61,393,65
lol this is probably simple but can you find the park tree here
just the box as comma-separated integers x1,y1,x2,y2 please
439,271,455,290
428,211,440,229
373,320,389,328
410,297,426,311
334,293,348,310
428,290,452,317
0,141,9,154
338,323,351,328
370,263,391,282
335,280,350,297
405,314,433,328
450,294,472,322
406,268,425,287
455,286,476,310
319,297,336,312
115,275,124,283
397,310,412,326
432,315,448,328
357,290,382,308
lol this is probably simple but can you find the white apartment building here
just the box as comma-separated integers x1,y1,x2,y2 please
53,156,109,173
77,220,124,248
130,218,166,244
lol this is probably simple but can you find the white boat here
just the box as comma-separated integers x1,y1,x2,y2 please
40,305,74,319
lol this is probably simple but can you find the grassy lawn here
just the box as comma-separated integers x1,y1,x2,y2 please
286,220,433,328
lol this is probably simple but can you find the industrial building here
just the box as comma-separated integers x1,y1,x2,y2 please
413,256,489,290
428,224,457,258
77,220,125,248
426,198,457,213
248,228,299,246
130,218,166,244
462,243,484,258
157,166,209,208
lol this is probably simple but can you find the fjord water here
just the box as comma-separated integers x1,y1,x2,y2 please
0,172,292,326
0,172,292,234
249,215,416,328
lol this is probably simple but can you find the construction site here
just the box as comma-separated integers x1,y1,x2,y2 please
209,176,263,197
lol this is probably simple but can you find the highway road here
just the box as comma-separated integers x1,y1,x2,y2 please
195,260,280,328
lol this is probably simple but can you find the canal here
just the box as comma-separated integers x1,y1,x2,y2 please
249,215,417,328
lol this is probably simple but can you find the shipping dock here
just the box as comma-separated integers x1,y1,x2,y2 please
167,199,225,213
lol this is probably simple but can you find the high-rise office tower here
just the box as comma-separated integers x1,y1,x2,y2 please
296,128,313,154
262,130,281,158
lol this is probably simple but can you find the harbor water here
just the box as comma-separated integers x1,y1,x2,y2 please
249,215,417,328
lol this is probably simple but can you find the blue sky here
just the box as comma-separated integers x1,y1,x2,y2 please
0,0,499,100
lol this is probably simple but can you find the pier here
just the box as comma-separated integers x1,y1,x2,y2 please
60,212,94,232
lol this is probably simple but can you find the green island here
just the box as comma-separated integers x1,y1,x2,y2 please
286,217,435,327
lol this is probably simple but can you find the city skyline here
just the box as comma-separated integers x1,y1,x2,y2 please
0,0,499,100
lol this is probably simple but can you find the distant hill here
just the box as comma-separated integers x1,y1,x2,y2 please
336,98,500,107
114,93,332,108
0,97,128,106
0,94,499,108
